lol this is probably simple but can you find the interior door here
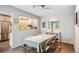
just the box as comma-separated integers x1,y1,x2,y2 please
0,22,2,41
0,15,11,41
1,21,9,41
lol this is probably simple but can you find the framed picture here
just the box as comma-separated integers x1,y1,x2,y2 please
76,11,79,26
42,22,46,28
76,12,77,25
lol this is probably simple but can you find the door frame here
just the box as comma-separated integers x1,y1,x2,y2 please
0,11,13,48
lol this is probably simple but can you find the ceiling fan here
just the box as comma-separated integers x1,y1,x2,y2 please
33,5,51,9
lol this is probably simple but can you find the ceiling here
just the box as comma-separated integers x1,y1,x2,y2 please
11,5,75,17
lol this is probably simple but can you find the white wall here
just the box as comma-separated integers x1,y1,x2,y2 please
41,6,75,44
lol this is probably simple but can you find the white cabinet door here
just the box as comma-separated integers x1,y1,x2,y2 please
75,25,79,52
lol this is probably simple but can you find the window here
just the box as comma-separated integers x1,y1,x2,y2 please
48,21,59,29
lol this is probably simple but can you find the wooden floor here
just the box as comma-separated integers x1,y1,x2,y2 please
0,41,75,53
0,40,10,52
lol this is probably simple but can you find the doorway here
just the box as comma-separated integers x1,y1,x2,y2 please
0,14,12,52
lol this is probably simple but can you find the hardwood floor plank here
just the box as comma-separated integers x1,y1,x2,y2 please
0,41,75,53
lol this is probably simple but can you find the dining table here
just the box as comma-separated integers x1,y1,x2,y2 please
23,34,57,53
